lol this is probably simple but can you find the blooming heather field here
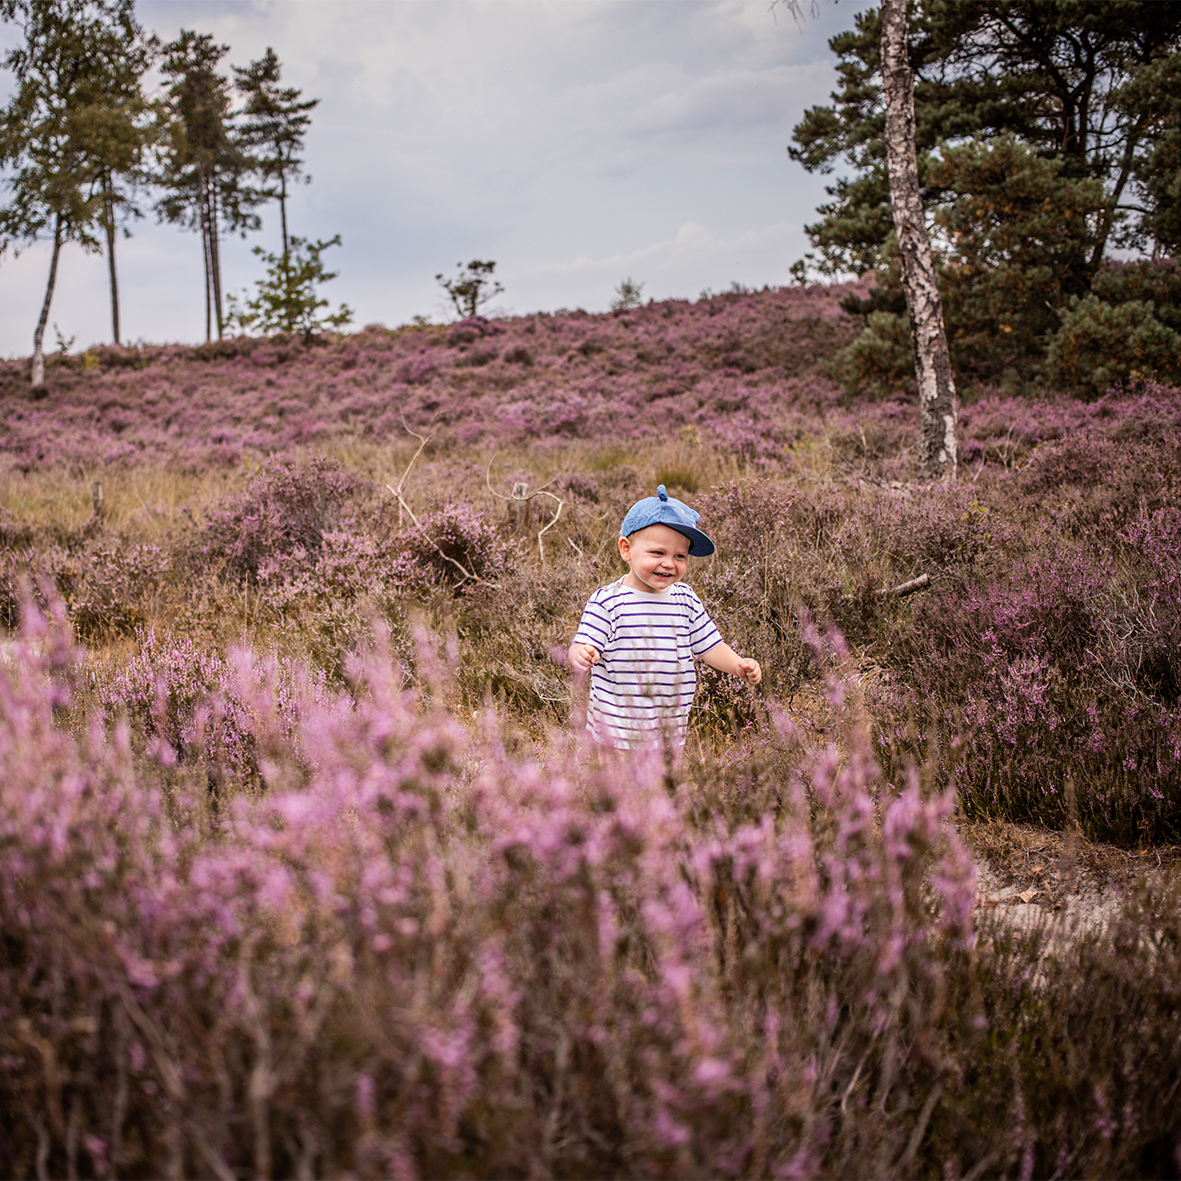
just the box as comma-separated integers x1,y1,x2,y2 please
2,285,1181,1177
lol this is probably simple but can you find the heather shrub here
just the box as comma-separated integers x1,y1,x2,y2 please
0,543,33,628
8,594,1181,1175
0,504,35,549
936,889,1181,1180
875,487,1000,583
95,628,263,790
0,603,984,1178
0,532,166,639
391,501,521,592
690,479,1001,689
4,287,1181,858
252,526,412,676
691,481,813,693
449,553,596,728
189,456,366,585
0,286,867,473
53,541,170,640
1013,434,1181,538
1116,503,1181,705
884,546,1181,841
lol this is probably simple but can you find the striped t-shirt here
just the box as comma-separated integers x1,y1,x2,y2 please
573,578,722,749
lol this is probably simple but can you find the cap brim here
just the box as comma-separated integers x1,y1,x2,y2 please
675,526,715,557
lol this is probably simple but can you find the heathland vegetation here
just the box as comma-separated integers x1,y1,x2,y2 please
3,0,1181,1174
2,280,1181,1176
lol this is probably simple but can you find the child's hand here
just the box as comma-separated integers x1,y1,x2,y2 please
568,642,601,673
735,657,762,687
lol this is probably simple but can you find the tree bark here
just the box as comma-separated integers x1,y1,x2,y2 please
208,185,224,339
279,169,289,259
31,213,65,388
102,172,121,345
200,171,213,343
880,0,957,481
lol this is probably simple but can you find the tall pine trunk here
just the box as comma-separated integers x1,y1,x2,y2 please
208,184,224,339
880,0,957,481
279,169,289,258
31,213,64,388
102,172,121,346
200,170,213,342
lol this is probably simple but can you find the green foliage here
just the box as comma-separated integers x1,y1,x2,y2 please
1116,49,1181,254
788,256,814,285
0,0,155,367
610,275,645,311
1046,295,1181,396
1,0,116,255
155,30,261,340
232,46,317,257
834,306,913,394
930,137,1106,381
227,234,352,341
1091,257,1181,333
793,0,1181,393
435,259,503,320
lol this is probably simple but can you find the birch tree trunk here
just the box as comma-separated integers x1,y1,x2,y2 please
880,0,957,480
31,214,64,389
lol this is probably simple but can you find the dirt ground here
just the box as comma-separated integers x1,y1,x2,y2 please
964,821,1181,935
826,654,1181,937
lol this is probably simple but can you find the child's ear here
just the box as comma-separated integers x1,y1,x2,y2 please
618,536,630,563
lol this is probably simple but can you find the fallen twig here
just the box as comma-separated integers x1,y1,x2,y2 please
842,572,930,603
882,572,930,597
483,452,565,561
388,414,437,528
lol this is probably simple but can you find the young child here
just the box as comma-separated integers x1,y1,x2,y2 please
569,485,762,750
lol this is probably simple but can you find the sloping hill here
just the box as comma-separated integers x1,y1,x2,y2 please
0,283,865,472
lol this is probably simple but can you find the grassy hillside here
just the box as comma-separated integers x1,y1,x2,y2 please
0,283,862,472
2,285,1181,1177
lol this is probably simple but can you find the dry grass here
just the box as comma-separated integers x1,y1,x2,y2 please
0,464,242,536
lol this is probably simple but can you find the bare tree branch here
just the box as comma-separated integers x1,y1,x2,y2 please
536,494,564,561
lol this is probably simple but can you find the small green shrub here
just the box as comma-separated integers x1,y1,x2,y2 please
1046,295,1181,395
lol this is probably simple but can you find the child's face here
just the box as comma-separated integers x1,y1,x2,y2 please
618,523,690,593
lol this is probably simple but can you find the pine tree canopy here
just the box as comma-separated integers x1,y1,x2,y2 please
791,0,1181,393
233,47,318,256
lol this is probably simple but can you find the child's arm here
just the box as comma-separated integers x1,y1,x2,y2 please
568,641,601,674
700,641,762,687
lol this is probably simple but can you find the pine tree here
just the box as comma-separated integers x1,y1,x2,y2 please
0,0,151,382
233,47,318,260
791,1,1181,391
155,30,260,341
82,15,155,346
435,260,504,320
226,234,352,342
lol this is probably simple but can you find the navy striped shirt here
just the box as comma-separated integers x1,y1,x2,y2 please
573,578,722,749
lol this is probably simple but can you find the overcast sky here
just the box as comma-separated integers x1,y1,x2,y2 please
0,0,862,356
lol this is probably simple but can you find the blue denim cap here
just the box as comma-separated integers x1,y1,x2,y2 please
619,484,715,556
